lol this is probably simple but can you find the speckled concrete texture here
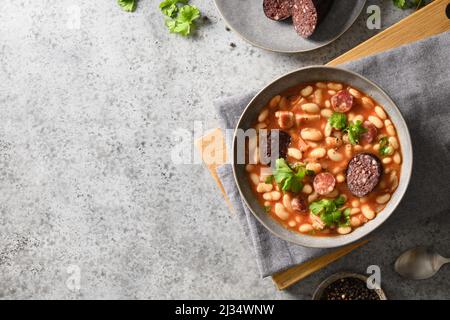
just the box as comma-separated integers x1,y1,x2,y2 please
1,0,444,299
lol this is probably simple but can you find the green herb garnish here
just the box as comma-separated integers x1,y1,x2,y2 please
328,112,348,130
159,0,189,17
393,0,425,10
309,196,350,227
378,137,393,156
346,120,367,145
273,158,309,193
265,175,274,184
118,0,136,12
164,4,200,36
264,206,271,213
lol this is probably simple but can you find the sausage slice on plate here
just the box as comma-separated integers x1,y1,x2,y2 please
331,90,354,113
263,0,293,21
292,0,333,38
313,172,336,195
346,153,383,197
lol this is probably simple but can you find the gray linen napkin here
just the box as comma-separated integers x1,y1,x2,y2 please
216,31,450,277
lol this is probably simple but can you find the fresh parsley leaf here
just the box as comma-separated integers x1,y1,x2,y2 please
264,205,271,213
118,0,136,12
329,112,347,130
309,197,349,227
264,175,274,184
273,158,308,193
346,120,367,145
393,0,424,9
340,208,352,227
165,5,200,36
159,0,189,17
379,137,392,156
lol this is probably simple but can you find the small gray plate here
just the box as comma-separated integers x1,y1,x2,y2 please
214,0,367,53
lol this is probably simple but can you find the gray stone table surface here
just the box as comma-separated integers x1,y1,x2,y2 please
0,0,440,299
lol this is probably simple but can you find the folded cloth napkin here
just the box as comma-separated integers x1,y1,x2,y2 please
215,31,450,278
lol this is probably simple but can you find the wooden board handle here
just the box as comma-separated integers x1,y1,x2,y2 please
272,239,370,290
328,0,450,66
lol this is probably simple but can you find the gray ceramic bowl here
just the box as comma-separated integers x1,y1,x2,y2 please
232,66,413,248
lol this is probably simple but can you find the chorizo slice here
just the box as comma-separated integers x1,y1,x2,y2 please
331,90,354,112
313,172,336,195
291,197,308,213
263,0,293,21
360,121,378,144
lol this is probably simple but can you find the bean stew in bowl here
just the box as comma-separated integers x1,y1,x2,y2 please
232,67,412,248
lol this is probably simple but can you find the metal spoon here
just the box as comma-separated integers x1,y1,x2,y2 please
395,247,450,280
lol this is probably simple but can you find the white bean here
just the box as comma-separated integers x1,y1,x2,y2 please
269,95,281,108
382,157,392,164
327,82,343,91
287,148,302,160
283,194,292,211
350,217,361,227
348,88,361,98
350,208,361,215
387,125,396,136
302,184,313,194
328,90,336,95
368,115,384,129
301,103,320,113
389,137,399,150
337,226,352,235
316,82,327,89
361,205,375,220
327,149,344,162
393,152,402,164
324,122,332,137
361,97,374,109
257,183,273,193
299,224,313,233
325,100,331,108
250,173,259,185
263,191,281,201
314,89,323,104
321,108,333,118
310,147,326,159
376,194,391,204
374,106,387,120
336,173,345,183
258,109,269,122
301,128,323,141
301,86,314,97
351,199,360,207
274,203,290,220
288,220,297,227
255,122,267,130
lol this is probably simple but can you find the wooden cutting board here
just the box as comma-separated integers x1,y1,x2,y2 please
196,0,450,290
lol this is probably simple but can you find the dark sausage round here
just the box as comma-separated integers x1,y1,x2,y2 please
292,0,333,38
346,153,383,197
263,0,293,21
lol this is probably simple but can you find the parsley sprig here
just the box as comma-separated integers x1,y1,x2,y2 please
272,159,313,193
393,0,425,10
328,112,367,145
118,0,136,12
378,137,393,156
160,0,200,36
309,196,351,227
